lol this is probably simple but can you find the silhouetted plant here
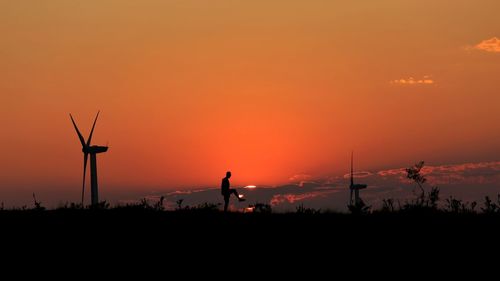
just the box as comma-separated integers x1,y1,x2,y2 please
252,203,272,214
153,196,165,211
176,199,185,210
481,195,500,214
71,202,82,209
406,161,427,195
193,202,220,212
381,198,396,213
348,200,371,215
295,203,321,214
139,198,149,209
427,187,440,209
32,193,45,211
129,196,165,211
89,200,110,210
402,161,440,211
445,196,477,214
400,187,440,212
56,202,81,210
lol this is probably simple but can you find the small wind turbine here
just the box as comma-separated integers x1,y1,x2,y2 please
70,111,108,206
350,152,367,205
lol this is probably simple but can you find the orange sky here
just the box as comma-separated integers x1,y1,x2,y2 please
1,1,499,205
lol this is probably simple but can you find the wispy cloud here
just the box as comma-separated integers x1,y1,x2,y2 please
288,174,312,182
390,76,434,85
270,192,328,206
471,37,500,53
343,171,373,179
421,162,500,185
377,168,405,177
376,162,500,185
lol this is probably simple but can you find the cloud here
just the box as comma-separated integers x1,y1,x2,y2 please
270,192,328,206
391,76,434,85
472,37,500,53
420,161,500,185
376,162,500,185
288,174,312,182
377,168,405,177
343,171,373,179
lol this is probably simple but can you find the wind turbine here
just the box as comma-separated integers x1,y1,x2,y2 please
350,152,367,205
70,111,108,206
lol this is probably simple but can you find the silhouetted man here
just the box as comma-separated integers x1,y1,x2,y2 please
221,171,245,212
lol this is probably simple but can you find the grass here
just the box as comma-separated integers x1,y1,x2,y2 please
2,199,500,264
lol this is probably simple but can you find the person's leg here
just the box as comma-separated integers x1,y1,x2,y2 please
224,195,229,212
229,189,240,199
230,189,245,201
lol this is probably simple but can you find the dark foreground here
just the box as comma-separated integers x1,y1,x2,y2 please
2,208,500,245
2,208,499,273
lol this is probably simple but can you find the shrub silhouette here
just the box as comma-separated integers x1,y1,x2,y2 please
445,196,477,214
481,195,500,214
399,187,440,212
125,197,167,211
88,200,110,210
193,202,221,212
153,196,165,211
401,161,440,212
406,161,427,195
296,203,322,214
176,199,185,210
253,203,272,213
381,198,396,213
347,199,371,215
32,193,45,211
56,202,83,210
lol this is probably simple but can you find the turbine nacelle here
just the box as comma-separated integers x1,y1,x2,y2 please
350,183,367,191
83,146,108,154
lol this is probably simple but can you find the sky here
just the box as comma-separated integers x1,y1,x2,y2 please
1,1,499,207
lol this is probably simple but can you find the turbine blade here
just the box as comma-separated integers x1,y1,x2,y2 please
82,153,88,206
70,114,86,147
86,111,100,147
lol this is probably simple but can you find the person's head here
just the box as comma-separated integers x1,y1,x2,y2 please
226,171,231,178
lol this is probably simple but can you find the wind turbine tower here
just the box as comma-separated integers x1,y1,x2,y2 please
350,152,367,205
70,111,109,206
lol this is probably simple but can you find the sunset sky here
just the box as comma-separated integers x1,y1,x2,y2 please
1,1,499,207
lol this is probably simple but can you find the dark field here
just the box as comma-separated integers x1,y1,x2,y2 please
2,208,500,248
1,207,499,276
